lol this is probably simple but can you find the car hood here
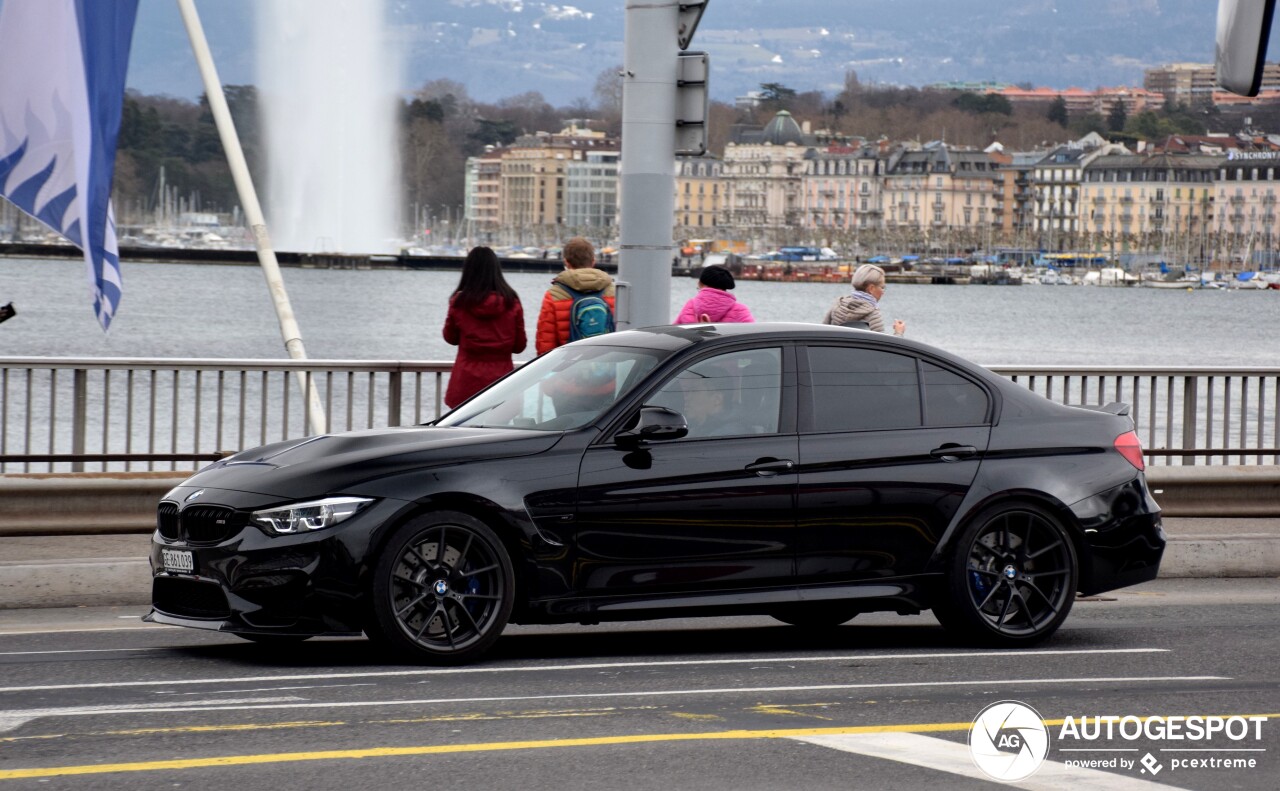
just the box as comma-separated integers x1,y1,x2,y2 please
177,425,563,498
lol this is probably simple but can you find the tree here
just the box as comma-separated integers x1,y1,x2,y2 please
468,118,521,149
759,82,798,113
1071,112,1107,137
1126,110,1172,140
1047,96,1069,127
593,64,623,117
1107,101,1128,133
954,93,1012,116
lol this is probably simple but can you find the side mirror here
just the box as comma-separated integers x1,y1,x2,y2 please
1216,0,1276,96
615,406,688,445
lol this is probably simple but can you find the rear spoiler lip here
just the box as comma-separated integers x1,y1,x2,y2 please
1077,401,1132,417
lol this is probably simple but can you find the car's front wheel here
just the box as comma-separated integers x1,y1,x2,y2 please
934,503,1077,646
370,511,515,664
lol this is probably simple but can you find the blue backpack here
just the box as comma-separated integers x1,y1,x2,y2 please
560,283,615,341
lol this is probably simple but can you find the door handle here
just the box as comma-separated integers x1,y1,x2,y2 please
745,458,795,476
930,444,978,461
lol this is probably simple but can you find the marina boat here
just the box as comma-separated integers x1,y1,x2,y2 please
1080,268,1140,287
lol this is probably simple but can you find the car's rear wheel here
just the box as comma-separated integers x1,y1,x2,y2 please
935,503,1077,646
370,511,514,664
771,606,858,628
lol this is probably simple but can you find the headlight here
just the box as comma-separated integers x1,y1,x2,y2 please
250,496,375,535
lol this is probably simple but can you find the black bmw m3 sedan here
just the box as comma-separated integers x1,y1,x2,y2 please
147,323,1164,663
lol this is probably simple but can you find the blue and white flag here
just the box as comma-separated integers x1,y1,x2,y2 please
0,0,139,332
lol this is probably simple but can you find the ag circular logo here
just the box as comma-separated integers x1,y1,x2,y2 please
968,700,1050,781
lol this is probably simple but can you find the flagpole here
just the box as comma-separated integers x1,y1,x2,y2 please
176,0,326,435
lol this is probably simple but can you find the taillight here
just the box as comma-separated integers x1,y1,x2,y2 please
1114,430,1145,471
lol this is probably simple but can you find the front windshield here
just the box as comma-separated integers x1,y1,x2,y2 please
437,345,667,431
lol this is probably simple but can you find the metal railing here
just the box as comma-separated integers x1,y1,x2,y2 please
0,357,450,473
993,365,1280,466
2,357,1278,472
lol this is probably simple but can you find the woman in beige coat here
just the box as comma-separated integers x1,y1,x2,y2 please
821,263,905,335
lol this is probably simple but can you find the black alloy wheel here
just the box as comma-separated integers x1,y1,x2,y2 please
935,503,1077,646
370,511,515,664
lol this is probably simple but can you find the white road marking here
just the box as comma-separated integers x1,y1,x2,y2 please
0,697,305,734
796,732,1181,790
0,647,1168,691
0,647,167,656
0,676,1226,733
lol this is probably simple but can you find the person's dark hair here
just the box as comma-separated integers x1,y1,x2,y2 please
453,246,518,310
698,264,735,291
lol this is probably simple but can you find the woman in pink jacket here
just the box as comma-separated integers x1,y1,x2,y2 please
674,264,755,324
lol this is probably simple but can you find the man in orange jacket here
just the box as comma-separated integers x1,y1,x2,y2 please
535,237,617,354
535,237,618,418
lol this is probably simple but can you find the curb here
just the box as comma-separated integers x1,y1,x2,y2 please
1,539,1277,611
1160,535,1280,578
0,558,151,609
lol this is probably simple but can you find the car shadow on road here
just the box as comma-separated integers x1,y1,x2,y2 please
165,616,1108,668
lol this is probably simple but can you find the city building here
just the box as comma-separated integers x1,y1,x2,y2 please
497,125,618,243
563,149,620,235
1031,134,1127,247
1214,153,1280,256
881,141,1003,247
717,111,814,245
674,155,723,233
800,142,884,235
991,85,1165,116
463,145,504,240
1081,153,1220,255
1145,62,1280,105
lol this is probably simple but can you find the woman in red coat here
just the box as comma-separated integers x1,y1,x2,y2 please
442,247,526,408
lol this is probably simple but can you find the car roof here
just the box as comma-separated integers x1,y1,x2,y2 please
581,321,969,362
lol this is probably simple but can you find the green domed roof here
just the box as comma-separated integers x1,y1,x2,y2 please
761,110,804,145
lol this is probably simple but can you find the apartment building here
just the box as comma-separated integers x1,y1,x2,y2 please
882,142,1003,240
563,149,620,234
1145,62,1280,105
675,155,723,232
1081,153,1220,243
718,111,812,242
800,143,884,232
463,146,504,236
1215,154,1280,244
993,85,1165,116
498,126,618,238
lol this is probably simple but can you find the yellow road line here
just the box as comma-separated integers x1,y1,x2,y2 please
1,714,1275,781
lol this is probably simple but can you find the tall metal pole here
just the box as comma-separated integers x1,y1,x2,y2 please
176,0,327,435
618,2,679,329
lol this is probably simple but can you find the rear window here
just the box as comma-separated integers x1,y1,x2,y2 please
922,362,989,426
806,346,921,431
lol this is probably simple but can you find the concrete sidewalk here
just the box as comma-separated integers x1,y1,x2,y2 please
1,517,1277,610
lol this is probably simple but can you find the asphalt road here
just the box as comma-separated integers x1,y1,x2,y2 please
0,579,1277,791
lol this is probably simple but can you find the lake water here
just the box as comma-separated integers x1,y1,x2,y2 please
3,256,1279,367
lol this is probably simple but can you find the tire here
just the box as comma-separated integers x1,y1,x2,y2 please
933,502,1077,647
233,633,312,645
771,606,859,628
370,511,515,664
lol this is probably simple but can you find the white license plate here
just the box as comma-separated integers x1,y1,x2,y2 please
161,548,195,574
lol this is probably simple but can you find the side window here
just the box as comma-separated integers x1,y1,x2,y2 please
923,362,990,426
647,348,782,438
807,346,921,431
